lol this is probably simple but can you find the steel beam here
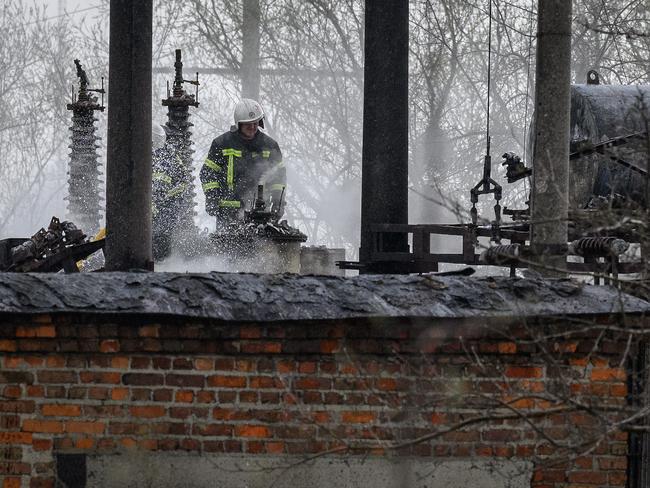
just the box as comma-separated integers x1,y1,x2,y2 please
359,0,409,270
105,0,153,270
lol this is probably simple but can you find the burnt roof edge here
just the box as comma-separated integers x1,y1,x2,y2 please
0,272,647,322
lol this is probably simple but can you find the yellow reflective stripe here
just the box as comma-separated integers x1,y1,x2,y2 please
167,183,188,198
153,171,172,184
227,154,234,190
221,148,241,191
277,160,285,168
202,181,220,191
270,184,285,192
262,150,271,158
222,148,242,157
204,158,221,172
219,200,241,208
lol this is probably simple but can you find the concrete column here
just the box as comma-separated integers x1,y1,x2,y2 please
530,0,572,275
241,0,261,100
105,0,153,271
359,1,409,268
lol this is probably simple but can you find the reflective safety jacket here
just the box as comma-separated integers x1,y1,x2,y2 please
200,130,286,216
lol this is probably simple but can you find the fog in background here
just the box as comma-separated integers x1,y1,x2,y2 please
2,0,649,259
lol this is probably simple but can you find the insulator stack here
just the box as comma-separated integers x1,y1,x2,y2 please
161,49,200,237
479,243,521,265
569,237,629,257
66,60,105,236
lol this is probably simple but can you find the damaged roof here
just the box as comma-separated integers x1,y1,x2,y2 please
0,272,647,322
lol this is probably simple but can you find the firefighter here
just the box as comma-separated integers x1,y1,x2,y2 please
200,99,286,228
152,125,190,260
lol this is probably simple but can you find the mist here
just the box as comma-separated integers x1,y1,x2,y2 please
2,0,649,268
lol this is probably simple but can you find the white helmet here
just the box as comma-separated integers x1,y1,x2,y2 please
231,98,265,131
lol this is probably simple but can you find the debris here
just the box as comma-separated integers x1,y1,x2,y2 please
0,217,104,273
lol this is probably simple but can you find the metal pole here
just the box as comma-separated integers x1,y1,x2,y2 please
530,0,572,276
105,0,153,270
359,0,409,271
242,0,261,100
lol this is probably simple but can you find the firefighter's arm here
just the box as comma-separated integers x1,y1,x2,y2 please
266,145,286,216
200,142,226,216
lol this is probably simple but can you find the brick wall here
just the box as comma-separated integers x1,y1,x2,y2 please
0,313,642,488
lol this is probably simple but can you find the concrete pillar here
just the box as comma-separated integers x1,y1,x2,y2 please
359,1,409,269
530,0,572,275
105,0,153,271
241,0,261,100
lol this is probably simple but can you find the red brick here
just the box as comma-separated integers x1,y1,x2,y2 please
0,340,17,352
42,404,81,417
567,471,607,484
153,389,173,402
214,358,234,370
341,411,376,424
277,360,294,373
0,432,32,444
99,340,120,353
75,438,95,449
138,325,160,338
23,420,64,433
0,416,20,429
598,457,627,470
196,391,215,403
27,385,45,398
3,386,22,399
192,424,233,436
241,342,281,354
37,371,76,384
32,438,52,451
88,387,110,400
609,470,627,485
80,372,121,384
130,406,165,418
235,425,271,438
111,388,129,401
170,407,208,419
16,325,55,338
175,390,194,403
123,374,164,386
265,441,285,454
591,368,626,381
3,478,21,488
45,356,65,368
505,366,543,378
166,374,204,388
180,438,201,451
66,421,105,434
240,326,261,339
207,375,246,388
29,478,55,488
111,356,130,369
195,358,214,371
376,378,397,391
296,362,315,374
294,378,330,390
320,340,339,354
430,413,446,424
